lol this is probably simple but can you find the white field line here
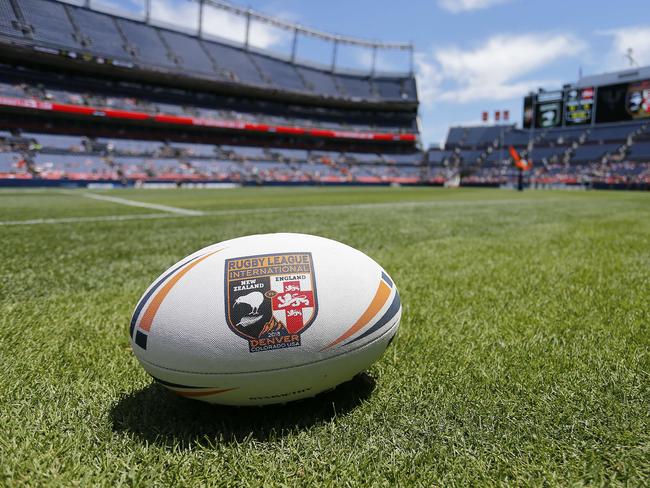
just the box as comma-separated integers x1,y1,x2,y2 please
192,197,564,219
81,192,205,216
0,189,58,194
0,197,562,226
0,213,177,226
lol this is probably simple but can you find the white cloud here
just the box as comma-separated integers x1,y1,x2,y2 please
91,0,145,17
150,0,288,50
599,26,650,70
414,52,443,104
438,0,512,14
150,0,199,31
416,32,586,105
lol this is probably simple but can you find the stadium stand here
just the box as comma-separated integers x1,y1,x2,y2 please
427,121,649,189
0,0,421,186
0,130,423,184
19,0,76,47
0,1,647,189
203,42,267,85
0,0,416,103
117,18,179,70
296,67,339,98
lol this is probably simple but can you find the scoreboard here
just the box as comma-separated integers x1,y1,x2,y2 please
565,87,594,125
523,78,650,128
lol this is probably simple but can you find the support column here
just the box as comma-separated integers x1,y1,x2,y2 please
198,0,204,38
331,39,338,71
291,28,298,62
244,9,251,49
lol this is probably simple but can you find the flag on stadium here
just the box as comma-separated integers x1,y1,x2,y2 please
509,146,533,171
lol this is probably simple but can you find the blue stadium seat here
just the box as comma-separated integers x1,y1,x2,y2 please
201,41,266,86
542,127,584,144
485,150,509,163
23,133,84,151
20,0,77,48
528,146,564,160
103,138,162,155
310,150,341,161
37,153,108,172
627,141,650,161
67,6,129,59
345,152,382,163
457,149,481,164
171,143,216,157
0,151,19,171
0,80,24,97
503,131,530,146
427,150,450,164
248,52,306,91
588,124,640,142
116,18,177,69
337,75,374,99
223,145,268,159
464,126,503,146
572,144,619,161
0,0,19,36
158,30,216,76
373,79,402,100
401,78,417,101
155,102,186,116
384,153,422,165
273,148,309,161
296,67,340,97
445,128,465,147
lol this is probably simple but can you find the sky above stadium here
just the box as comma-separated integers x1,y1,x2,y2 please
91,0,650,146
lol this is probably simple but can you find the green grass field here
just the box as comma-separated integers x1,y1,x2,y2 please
1,187,648,486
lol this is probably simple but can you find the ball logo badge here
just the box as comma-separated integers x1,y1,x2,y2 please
224,253,318,353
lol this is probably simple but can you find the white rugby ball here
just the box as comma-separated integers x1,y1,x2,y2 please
129,233,401,406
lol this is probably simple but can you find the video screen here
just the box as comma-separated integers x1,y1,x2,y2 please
564,87,594,125
596,79,650,123
535,91,563,128
523,95,534,128
626,80,650,119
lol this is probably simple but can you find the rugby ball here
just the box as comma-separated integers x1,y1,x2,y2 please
129,233,401,406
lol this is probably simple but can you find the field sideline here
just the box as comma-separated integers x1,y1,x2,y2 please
1,187,648,486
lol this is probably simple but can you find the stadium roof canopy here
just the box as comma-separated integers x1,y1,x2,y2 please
576,65,650,88
62,0,415,76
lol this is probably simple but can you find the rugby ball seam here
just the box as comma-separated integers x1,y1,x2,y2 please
136,313,400,376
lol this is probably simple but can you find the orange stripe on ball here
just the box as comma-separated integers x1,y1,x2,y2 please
322,280,391,350
172,388,236,398
139,249,222,332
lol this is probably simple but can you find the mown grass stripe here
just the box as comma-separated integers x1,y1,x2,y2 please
0,196,566,226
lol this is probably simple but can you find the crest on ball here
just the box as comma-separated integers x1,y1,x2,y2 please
224,252,318,352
